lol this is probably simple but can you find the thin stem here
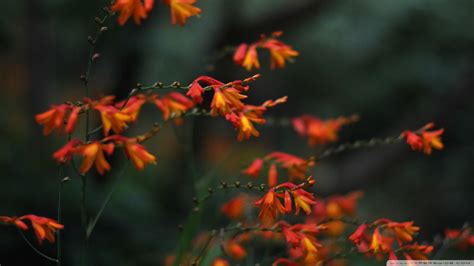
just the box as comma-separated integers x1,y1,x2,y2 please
317,136,403,160
86,163,129,238
192,233,215,265
56,166,63,266
18,228,58,263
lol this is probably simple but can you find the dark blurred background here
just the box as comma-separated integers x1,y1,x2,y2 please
1,0,473,265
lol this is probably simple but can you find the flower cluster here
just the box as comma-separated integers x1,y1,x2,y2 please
255,178,317,226
243,152,315,186
349,219,433,261
233,31,299,71
292,114,359,146
445,227,474,250
112,0,201,26
0,215,63,244
402,122,444,155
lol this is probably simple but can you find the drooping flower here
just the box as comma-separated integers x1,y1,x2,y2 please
115,94,147,121
386,221,420,244
112,0,154,25
0,216,28,230
402,122,444,155
242,158,264,178
187,76,224,104
401,244,433,260
20,215,64,245
233,31,298,70
268,163,278,187
211,87,247,116
221,194,246,220
277,182,317,215
255,190,286,226
445,228,474,250
292,114,359,146
265,152,315,181
104,135,157,171
278,222,325,264
152,92,195,123
74,141,115,175
94,98,133,136
262,34,299,69
164,0,201,26
35,104,81,135
53,139,83,163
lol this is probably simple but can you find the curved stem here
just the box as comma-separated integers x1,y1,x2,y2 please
317,136,403,160
18,228,58,263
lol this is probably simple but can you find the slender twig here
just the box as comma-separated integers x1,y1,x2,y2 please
18,228,58,263
317,136,403,160
86,163,130,238
192,232,215,265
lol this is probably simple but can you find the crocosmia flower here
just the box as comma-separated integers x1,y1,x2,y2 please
153,92,195,123
1,215,64,245
104,135,157,171
53,139,83,163
292,114,359,146
93,97,133,136
116,94,147,121
187,76,224,103
242,158,264,178
233,31,298,71
75,141,115,175
0,216,28,230
265,152,315,181
164,0,201,26
402,122,444,155
112,0,154,25
221,194,246,220
35,104,81,135
255,189,287,226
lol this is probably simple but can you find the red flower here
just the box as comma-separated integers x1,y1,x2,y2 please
262,36,299,69
212,258,230,266
386,221,420,244
115,94,147,121
53,139,83,163
0,216,28,230
242,158,264,178
292,114,359,146
20,215,64,245
94,98,133,136
187,76,224,103
36,104,81,135
445,228,474,250
164,0,201,26
221,194,246,220
112,0,154,25
268,163,278,187
402,122,444,155
255,190,286,226
265,152,315,181
104,135,157,171
277,182,317,215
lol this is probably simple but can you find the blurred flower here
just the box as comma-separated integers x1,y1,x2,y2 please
265,152,315,181
386,221,420,244
242,158,264,178
221,194,246,220
35,104,81,135
115,94,147,121
53,139,83,163
402,122,444,155
277,182,317,215
445,228,474,250
292,115,359,146
268,163,278,187
233,31,298,70
0,216,28,230
112,0,154,25
400,244,433,260
152,92,195,123
164,0,201,26
212,258,230,266
74,141,115,175
278,222,324,265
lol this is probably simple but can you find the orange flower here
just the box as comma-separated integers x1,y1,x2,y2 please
445,228,474,250
255,190,286,226
212,258,230,266
402,122,444,155
233,31,298,70
221,195,246,220
277,182,317,215
35,104,81,135
20,215,64,245
242,158,264,178
292,115,359,146
164,0,201,26
402,244,433,260
103,135,157,171
268,163,278,187
225,240,247,260
0,216,28,230
262,37,299,69
153,92,195,123
211,87,247,116
94,101,133,136
386,221,420,244
74,141,115,175
112,0,154,25
115,94,147,121
279,222,324,264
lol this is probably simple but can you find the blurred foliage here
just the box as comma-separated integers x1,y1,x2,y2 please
0,0,473,265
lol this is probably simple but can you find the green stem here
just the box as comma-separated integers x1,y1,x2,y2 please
86,163,129,238
18,228,58,263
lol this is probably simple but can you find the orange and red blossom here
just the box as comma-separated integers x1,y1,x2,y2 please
386,221,420,244
265,152,315,181
93,97,133,136
276,182,317,215
115,94,147,121
242,158,264,178
104,135,157,171
292,114,359,146
233,31,298,71
402,122,444,155
74,141,115,175
1,215,64,244
255,189,287,226
187,76,224,103
53,139,83,163
212,258,230,266
399,244,434,260
220,194,246,220
112,0,154,25
164,0,201,26
445,228,474,250
35,104,81,135
152,92,195,123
